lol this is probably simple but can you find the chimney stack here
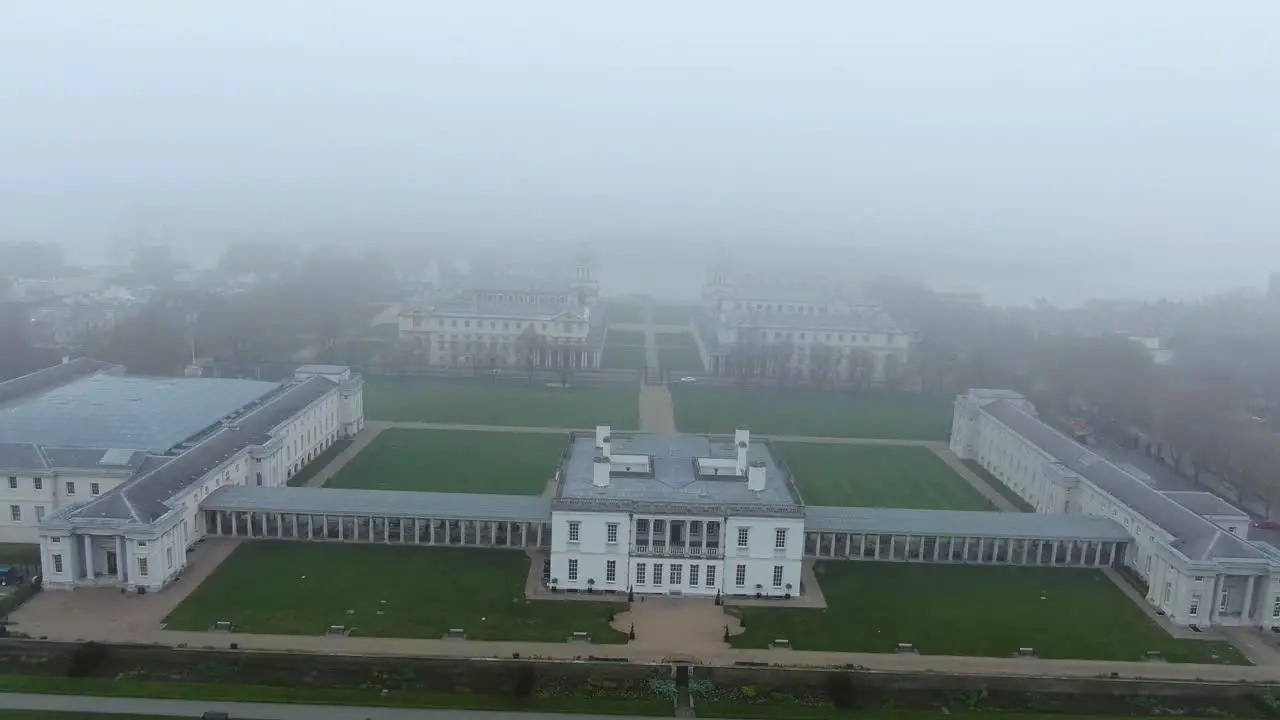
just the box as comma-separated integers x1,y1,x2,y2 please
747,460,767,492
602,435,612,459
595,425,611,448
734,428,750,474
593,455,611,487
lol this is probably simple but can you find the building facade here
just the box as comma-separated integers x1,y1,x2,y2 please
693,265,914,384
951,388,1280,629
549,427,806,598
0,359,365,592
398,254,605,371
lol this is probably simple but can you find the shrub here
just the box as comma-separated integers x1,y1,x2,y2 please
66,641,108,678
826,672,856,710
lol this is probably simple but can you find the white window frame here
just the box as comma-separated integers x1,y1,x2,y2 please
606,523,618,544
737,527,749,548
689,564,699,586
33,477,42,491
773,565,784,587
8,505,19,522
606,560,617,584
568,521,580,543
1190,593,1201,616
735,564,746,587
567,558,578,581
139,557,149,576
52,554,63,573
706,565,716,587
90,482,101,496
65,481,76,496
774,528,787,550
670,564,682,585
7,477,16,489
653,563,664,586
636,562,647,584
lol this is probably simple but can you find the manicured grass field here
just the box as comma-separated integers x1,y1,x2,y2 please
656,331,704,373
779,444,993,510
165,543,627,642
672,385,953,439
363,377,638,428
732,563,1248,664
324,429,562,494
601,329,648,370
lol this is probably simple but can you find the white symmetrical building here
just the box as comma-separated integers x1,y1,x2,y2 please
952,388,1280,629
0,359,363,592
549,427,805,597
398,254,606,371
693,265,914,384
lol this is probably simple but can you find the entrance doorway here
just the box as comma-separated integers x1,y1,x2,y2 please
105,550,118,577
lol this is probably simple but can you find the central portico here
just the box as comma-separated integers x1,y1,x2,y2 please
549,427,805,598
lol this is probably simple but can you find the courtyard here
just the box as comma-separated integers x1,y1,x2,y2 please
600,329,648,370
323,428,564,494
362,376,639,428
780,444,993,510
163,543,626,642
730,563,1248,664
657,331,705,373
671,385,954,439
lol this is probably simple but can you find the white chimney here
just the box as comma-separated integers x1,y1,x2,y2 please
595,425,611,448
734,428,750,474
602,434,612,459
747,460,767,492
593,455,611,487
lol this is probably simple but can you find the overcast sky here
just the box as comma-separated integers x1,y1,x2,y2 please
2,1,1277,304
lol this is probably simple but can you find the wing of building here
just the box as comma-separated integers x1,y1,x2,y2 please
0,358,363,591
951,388,1277,628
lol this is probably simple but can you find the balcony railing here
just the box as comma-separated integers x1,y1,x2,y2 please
632,544,724,558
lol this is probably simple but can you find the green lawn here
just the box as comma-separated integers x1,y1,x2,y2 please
672,385,953,439
324,429,562,494
657,333,705,373
363,376,638,428
606,329,646,345
0,714,191,720
780,444,992,510
732,563,1248,664
164,543,627,642
601,344,648,370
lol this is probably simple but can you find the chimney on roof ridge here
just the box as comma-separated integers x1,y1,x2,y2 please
595,425,611,448
747,460,767,492
734,428,750,474
602,435,612,459
593,455,611,487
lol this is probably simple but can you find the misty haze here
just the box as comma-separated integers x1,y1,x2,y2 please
5,1,1280,715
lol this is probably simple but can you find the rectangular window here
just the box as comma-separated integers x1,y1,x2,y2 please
653,519,666,536
689,565,700,586
653,563,664,586
606,523,618,544
737,527,749,547
774,528,787,549
773,565,784,587
568,558,578,581
1273,597,1280,620
65,481,75,496
9,505,19,521
138,557,149,576
606,560,617,583
1190,593,1201,616
33,477,42,490
52,554,63,573
670,564,682,585
568,521,580,543
636,562,647,584
1219,588,1230,612
7,477,15,489
735,564,747,587
90,482,101,496
35,506,45,521
1163,582,1172,604
166,547,173,567
706,565,717,587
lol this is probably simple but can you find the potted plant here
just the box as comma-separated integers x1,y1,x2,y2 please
587,578,595,594
629,623,636,640
628,585,634,603
550,578,559,593
723,624,731,642
785,582,793,600
755,583,763,599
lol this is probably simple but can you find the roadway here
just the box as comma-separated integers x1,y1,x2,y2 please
0,692,666,720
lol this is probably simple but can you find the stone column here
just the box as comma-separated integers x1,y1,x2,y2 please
962,537,970,561
247,512,256,538
537,523,544,547
933,536,942,561
116,535,127,583
1051,540,1060,565
1244,575,1257,622
276,513,283,538
857,534,866,558
83,535,95,579
216,512,223,535
1022,539,1030,565
873,535,881,560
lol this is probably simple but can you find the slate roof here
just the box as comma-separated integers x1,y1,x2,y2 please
558,432,801,508
40,447,147,471
805,506,1131,542
0,443,48,471
202,485,550,522
0,357,118,405
982,400,1267,563
60,376,338,525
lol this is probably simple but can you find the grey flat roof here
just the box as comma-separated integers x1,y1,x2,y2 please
558,432,800,509
1162,491,1250,519
0,442,48,472
63,376,338,524
982,400,1265,562
295,364,348,375
0,357,117,405
805,506,1132,542
201,485,551,522
0,373,280,453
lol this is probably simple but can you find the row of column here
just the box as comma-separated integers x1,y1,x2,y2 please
805,532,1124,567
205,510,547,548
633,518,723,556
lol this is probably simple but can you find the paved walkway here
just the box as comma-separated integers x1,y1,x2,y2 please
641,300,661,375
0,693,649,720
928,444,1019,513
639,385,677,433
